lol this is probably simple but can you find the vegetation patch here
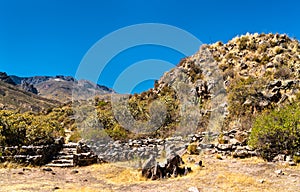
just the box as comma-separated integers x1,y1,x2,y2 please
248,103,300,161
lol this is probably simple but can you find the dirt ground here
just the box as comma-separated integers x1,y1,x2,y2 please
0,155,299,192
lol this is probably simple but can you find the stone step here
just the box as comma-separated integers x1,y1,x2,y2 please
53,155,74,160
62,147,77,151
58,151,75,156
63,143,79,148
51,159,73,164
59,148,77,155
46,163,74,168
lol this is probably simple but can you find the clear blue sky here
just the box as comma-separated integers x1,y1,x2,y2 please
0,0,299,93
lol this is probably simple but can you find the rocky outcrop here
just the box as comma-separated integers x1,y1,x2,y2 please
0,72,16,85
21,81,38,94
148,33,300,134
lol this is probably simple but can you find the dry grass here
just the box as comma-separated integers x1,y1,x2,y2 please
91,163,146,184
0,161,25,169
0,155,299,192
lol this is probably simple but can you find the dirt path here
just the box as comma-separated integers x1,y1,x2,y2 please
0,155,299,192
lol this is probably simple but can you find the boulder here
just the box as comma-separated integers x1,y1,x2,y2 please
233,150,249,158
141,154,189,180
216,144,233,151
142,155,156,178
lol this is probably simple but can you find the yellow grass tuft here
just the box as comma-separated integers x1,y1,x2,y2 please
90,163,146,184
0,161,22,169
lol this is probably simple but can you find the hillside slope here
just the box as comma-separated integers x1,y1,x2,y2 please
0,81,59,112
155,33,300,132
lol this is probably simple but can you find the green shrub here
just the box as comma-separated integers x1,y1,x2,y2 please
248,104,300,161
107,124,128,140
68,130,81,142
294,155,300,163
0,110,64,146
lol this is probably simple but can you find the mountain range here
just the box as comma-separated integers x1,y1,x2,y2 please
0,72,114,111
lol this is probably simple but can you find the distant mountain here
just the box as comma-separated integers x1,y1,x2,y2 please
8,75,114,103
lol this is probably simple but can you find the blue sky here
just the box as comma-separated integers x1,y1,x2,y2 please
0,0,299,93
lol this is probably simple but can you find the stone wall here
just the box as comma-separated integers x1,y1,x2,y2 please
87,130,258,163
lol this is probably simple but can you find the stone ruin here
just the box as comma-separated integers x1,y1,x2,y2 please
1,129,298,171
0,137,98,167
87,129,258,165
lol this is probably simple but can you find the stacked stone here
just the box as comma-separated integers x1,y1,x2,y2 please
87,130,260,163
88,136,190,163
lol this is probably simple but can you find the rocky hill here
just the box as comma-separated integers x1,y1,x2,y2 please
153,33,300,132
82,33,300,141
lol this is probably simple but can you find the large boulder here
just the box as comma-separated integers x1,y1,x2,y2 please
141,154,190,180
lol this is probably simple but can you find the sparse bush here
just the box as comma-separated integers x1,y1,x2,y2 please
216,154,223,160
273,46,284,54
219,61,229,71
294,155,300,163
238,36,249,50
107,124,128,140
187,142,199,155
257,43,269,53
248,104,300,161
68,130,81,142
274,67,291,79
223,68,235,80
217,133,226,144
260,54,270,64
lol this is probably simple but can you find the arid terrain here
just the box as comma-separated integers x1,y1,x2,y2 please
1,33,300,192
1,155,299,192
